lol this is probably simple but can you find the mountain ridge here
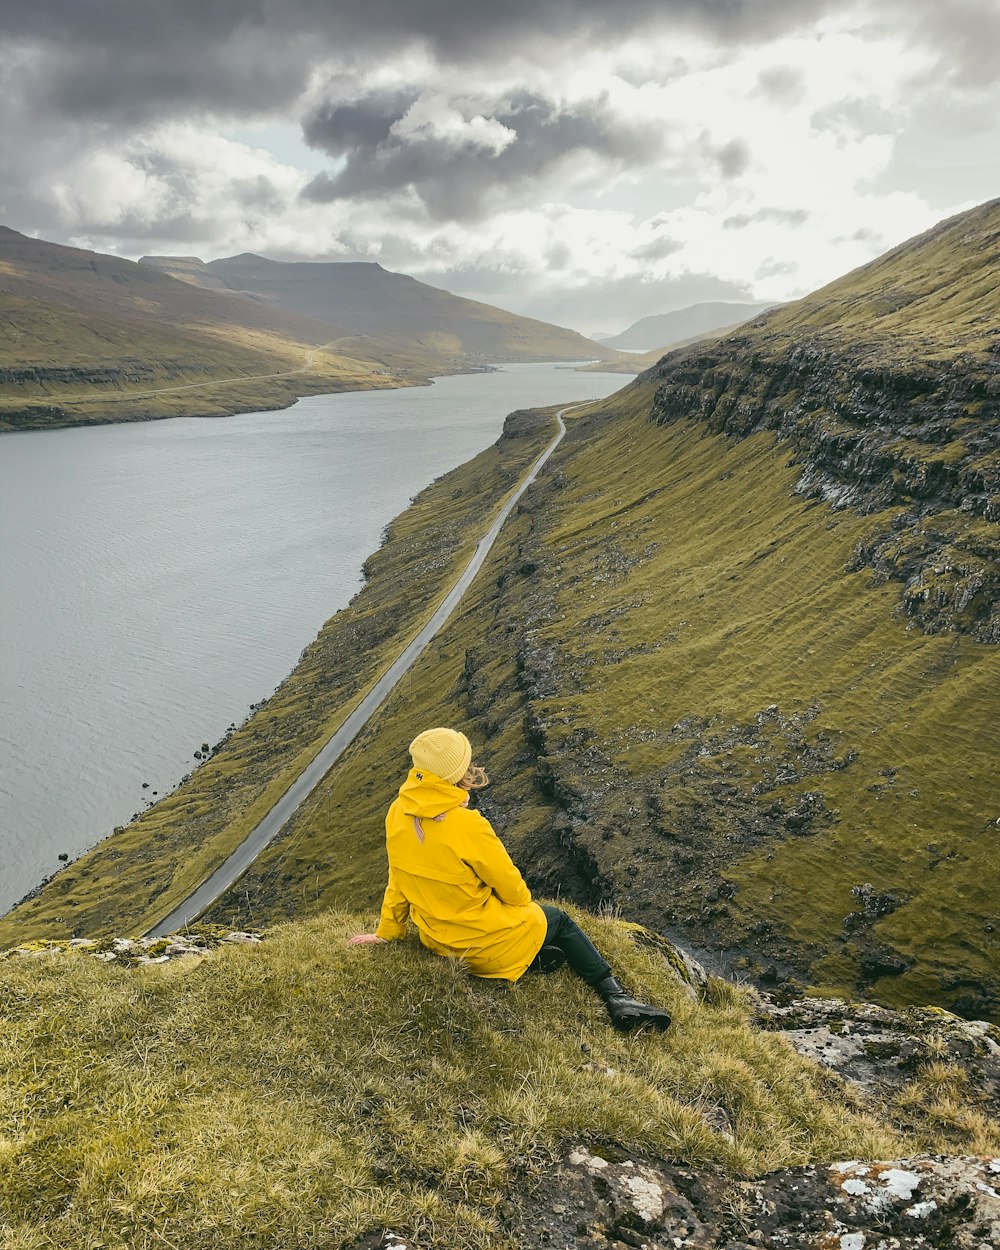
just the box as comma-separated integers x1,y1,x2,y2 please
0,226,398,430
644,197,1000,641
598,300,778,350
0,228,609,431
139,250,611,363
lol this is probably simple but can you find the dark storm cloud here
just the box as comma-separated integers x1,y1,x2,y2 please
0,1,992,141
545,241,573,271
233,175,287,213
907,0,1000,88
301,90,663,221
302,91,421,155
0,1,847,126
755,66,805,103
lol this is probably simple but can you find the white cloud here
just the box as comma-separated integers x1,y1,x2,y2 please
2,3,995,332
391,95,516,153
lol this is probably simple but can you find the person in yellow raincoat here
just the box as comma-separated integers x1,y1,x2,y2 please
350,727,671,1032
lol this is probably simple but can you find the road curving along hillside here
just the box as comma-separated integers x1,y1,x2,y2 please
145,403,580,937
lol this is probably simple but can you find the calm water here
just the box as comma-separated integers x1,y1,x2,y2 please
0,364,625,914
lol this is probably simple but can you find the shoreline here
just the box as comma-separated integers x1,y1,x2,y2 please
0,384,609,944
0,355,610,435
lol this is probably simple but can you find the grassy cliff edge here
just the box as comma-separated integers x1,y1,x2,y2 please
5,908,997,1250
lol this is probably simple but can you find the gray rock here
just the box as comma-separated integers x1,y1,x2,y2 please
754,992,1000,1116
504,1147,1000,1248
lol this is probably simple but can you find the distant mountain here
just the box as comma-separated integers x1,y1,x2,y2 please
0,226,350,349
0,226,383,430
0,228,612,432
599,301,777,350
140,252,610,363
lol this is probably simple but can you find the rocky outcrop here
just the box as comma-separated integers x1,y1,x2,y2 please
0,925,262,965
334,982,1000,1249
755,991,1000,1123
649,336,1000,641
0,361,159,387
503,1148,1000,1249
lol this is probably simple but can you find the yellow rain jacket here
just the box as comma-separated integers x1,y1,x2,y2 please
375,768,547,980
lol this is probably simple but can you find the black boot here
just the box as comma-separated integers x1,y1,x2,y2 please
594,975,672,1033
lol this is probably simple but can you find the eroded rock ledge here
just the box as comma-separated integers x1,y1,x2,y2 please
648,337,1000,642
503,1148,1000,1250
0,925,262,965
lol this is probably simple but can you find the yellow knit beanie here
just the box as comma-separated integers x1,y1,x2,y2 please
409,727,472,784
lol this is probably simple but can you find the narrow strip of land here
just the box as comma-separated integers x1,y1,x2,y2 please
145,403,581,937
45,337,363,405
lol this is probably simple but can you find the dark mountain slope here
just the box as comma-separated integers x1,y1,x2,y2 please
141,252,612,362
0,227,350,343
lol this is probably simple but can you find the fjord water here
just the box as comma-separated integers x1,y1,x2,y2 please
0,364,624,914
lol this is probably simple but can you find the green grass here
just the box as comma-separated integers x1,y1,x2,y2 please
1,907,937,1250
740,198,1000,360
515,401,998,1016
0,309,432,431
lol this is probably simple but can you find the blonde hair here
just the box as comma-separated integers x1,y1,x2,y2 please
458,764,490,790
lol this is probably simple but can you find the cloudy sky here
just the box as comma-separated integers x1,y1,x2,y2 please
2,1,997,335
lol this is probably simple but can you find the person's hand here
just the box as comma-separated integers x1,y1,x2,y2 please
348,933,386,945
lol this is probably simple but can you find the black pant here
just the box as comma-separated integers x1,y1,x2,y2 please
531,904,611,985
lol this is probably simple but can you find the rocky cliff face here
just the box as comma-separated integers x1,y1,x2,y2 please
651,337,999,641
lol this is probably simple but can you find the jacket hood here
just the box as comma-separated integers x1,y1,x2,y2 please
397,767,468,818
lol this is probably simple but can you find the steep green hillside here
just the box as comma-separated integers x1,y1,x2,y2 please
3,203,995,1026
140,252,612,363
7,908,991,1250
205,202,998,1021
196,386,996,1021
650,199,1000,641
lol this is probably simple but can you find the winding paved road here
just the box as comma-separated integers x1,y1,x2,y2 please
145,403,582,937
